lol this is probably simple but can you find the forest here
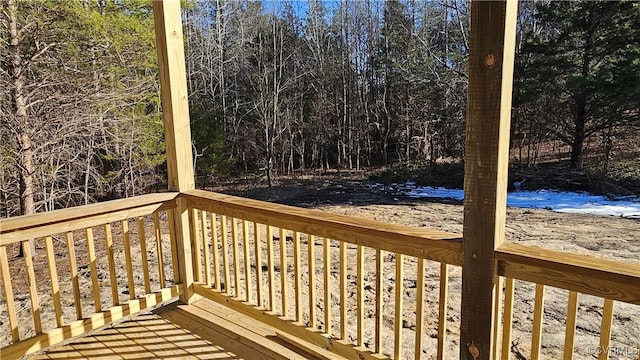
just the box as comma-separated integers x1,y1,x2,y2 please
1,0,639,217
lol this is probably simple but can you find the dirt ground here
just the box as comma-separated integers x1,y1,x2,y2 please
213,172,640,359
1,172,639,359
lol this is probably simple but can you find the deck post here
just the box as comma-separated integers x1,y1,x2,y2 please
460,1,518,359
153,0,196,304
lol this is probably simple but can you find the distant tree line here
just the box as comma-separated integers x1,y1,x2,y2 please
1,0,164,219
184,0,639,185
1,0,638,218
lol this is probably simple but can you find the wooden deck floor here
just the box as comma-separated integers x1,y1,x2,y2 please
28,298,342,360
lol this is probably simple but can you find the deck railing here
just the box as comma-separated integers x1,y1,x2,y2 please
183,189,463,360
0,193,181,358
1,190,639,360
495,244,640,360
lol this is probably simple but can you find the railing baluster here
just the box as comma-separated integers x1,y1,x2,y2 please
23,240,42,334
137,217,151,294
45,236,63,327
437,263,449,360
153,212,166,289
563,291,579,360
210,213,221,291
324,237,331,335
220,215,231,294
167,211,180,284
254,222,263,307
308,235,317,328
415,258,425,359
0,246,19,342
598,299,615,360
243,220,252,303
492,276,504,359
294,231,302,322
340,241,347,340
357,245,364,347
121,220,136,300
280,227,288,317
501,277,515,360
267,225,275,310
201,211,211,287
231,217,241,298
104,224,119,306
531,283,546,360
86,228,102,312
190,209,202,282
394,254,404,360
375,249,383,354
67,231,83,319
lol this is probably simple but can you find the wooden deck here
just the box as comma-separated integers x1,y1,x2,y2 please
27,298,342,360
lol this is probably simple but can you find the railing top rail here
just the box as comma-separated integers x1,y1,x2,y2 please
496,243,640,305
0,192,178,238
184,189,463,265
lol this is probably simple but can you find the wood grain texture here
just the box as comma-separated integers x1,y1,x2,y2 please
0,286,181,360
598,299,615,360
104,223,119,306
174,197,195,303
308,235,317,329
460,1,518,358
357,245,365,348
437,263,449,360
496,243,640,305
185,190,461,265
152,0,194,192
153,212,166,289
415,258,425,359
500,278,515,360
375,249,383,354
324,237,332,336
23,241,42,334
1,201,176,246
1,246,20,342
66,232,83,320
211,213,221,291
45,236,64,328
232,218,241,298
340,241,347,340
190,208,202,282
293,231,302,321
202,211,211,287
267,225,275,309
0,192,177,235
531,284,545,360
254,222,263,307
137,217,151,293
563,291,578,360
394,254,404,360
280,227,288,317
221,215,231,295
243,220,252,303
167,210,180,285
492,276,504,360
121,220,136,300
194,284,387,360
85,227,102,312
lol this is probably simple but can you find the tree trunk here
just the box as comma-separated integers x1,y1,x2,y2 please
9,0,36,256
570,93,586,169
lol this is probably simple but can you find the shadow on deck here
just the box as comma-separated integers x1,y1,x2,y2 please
28,297,338,360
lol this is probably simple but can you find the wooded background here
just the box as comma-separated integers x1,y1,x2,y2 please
2,0,639,217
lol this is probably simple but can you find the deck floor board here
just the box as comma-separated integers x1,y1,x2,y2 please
27,297,343,360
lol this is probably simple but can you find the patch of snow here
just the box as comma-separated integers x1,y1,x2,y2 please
391,183,640,218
